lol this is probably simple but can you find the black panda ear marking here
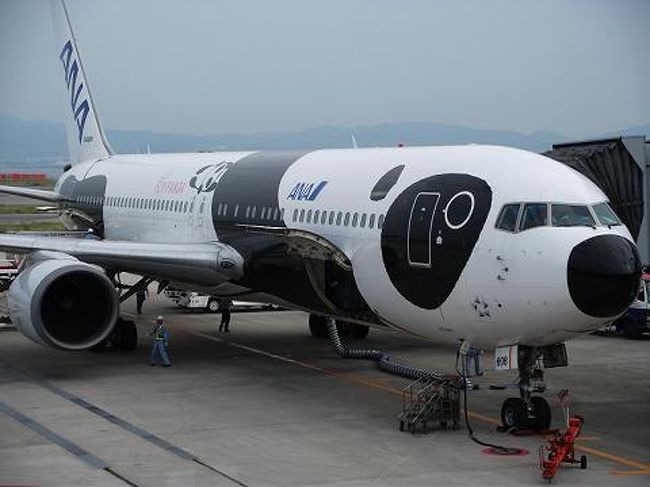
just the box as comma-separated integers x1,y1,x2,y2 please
381,173,492,310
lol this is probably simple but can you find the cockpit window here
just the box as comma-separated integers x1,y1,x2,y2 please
592,202,621,227
551,204,595,227
519,203,548,231
496,204,520,232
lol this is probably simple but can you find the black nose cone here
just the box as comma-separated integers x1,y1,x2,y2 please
568,235,641,318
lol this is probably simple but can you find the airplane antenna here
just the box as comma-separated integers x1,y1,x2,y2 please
351,133,358,149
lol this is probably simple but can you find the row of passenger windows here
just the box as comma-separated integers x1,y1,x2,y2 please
74,193,385,231
75,194,204,214
107,195,197,213
291,207,385,229
496,202,621,232
214,203,284,222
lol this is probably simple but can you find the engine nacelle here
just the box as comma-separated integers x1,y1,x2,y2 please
8,251,118,350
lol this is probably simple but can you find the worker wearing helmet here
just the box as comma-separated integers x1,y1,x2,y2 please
150,316,171,367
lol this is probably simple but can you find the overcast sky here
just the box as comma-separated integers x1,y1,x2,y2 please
1,0,648,138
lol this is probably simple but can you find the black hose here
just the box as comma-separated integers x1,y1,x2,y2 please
326,318,441,381
456,350,524,455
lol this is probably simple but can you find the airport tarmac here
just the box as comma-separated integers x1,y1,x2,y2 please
0,292,649,486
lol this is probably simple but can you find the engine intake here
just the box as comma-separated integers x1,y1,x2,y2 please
9,252,118,350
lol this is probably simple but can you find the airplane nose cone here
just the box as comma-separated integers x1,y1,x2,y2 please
568,235,641,318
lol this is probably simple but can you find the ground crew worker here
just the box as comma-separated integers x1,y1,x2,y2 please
219,299,232,333
136,288,147,314
149,316,171,367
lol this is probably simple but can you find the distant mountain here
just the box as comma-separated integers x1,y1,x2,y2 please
1,113,646,175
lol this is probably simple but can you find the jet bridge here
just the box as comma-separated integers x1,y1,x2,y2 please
544,136,650,263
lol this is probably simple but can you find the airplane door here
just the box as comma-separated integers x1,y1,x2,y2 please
407,192,440,267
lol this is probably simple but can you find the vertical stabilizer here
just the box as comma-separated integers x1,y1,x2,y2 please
51,0,112,164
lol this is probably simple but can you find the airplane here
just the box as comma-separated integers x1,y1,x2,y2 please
0,0,641,431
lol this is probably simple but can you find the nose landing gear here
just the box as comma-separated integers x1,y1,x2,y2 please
500,346,552,431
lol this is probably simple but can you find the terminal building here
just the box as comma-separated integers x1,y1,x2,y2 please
544,136,650,264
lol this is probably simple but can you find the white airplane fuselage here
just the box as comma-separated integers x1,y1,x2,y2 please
54,144,639,349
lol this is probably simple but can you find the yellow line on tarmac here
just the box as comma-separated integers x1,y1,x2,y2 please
611,469,650,476
194,331,648,473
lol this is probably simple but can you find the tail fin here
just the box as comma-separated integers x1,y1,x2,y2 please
51,0,112,164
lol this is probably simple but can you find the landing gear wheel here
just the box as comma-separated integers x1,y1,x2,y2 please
110,318,138,351
530,396,551,431
580,455,587,469
206,298,219,313
501,397,530,430
623,321,642,339
89,340,108,353
349,324,370,339
308,314,329,338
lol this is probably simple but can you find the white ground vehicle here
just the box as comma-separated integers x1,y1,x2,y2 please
164,288,278,313
164,288,220,312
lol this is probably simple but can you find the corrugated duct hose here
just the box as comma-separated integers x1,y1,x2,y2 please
326,317,523,455
325,317,441,381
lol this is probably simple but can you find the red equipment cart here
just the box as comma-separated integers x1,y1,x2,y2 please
539,390,587,481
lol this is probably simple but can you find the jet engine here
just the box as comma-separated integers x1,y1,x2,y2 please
8,251,118,350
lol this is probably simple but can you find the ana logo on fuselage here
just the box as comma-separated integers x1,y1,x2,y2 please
287,181,328,201
189,162,233,194
59,40,90,144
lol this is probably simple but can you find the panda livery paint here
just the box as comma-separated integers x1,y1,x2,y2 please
0,0,641,429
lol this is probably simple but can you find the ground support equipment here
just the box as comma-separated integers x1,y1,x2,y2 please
398,376,460,434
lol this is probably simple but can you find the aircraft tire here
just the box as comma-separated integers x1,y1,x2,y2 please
308,314,328,338
623,321,643,339
110,318,138,351
530,396,551,430
500,397,530,430
349,324,370,339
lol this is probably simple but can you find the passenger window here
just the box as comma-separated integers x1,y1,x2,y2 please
352,212,358,227
234,205,239,217
369,214,375,229
320,211,327,225
280,208,285,220
273,208,280,220
246,206,251,218
519,203,548,231
378,214,385,229
183,201,188,212
293,208,298,222
496,204,520,232
260,207,266,220
223,204,228,216
328,211,334,225
307,209,312,223
299,209,305,222
217,203,223,216
592,202,621,227
251,206,257,219
336,212,342,225
344,212,350,226
360,213,367,228
314,210,320,223
551,204,595,227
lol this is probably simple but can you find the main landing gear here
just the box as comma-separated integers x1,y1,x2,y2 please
500,346,553,431
90,317,137,352
309,314,370,340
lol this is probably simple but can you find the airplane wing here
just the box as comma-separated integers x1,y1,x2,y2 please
0,234,243,286
0,185,61,202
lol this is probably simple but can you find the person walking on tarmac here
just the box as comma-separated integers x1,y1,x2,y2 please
136,288,147,314
150,316,171,367
218,299,232,333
